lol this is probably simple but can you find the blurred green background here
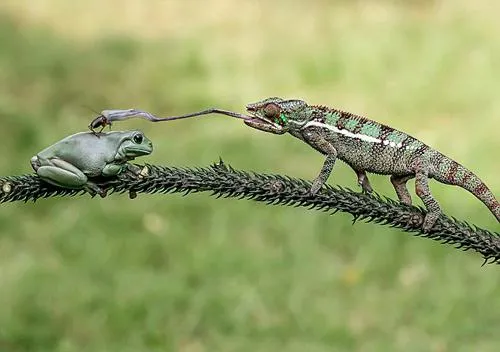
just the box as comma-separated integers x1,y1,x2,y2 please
0,1,499,351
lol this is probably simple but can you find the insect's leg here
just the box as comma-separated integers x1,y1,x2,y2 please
414,169,441,232
390,174,414,205
352,168,373,193
303,130,338,194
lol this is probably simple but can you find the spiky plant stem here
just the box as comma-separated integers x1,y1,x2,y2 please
1,160,499,264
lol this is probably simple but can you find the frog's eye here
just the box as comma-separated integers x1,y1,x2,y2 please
133,133,144,144
263,103,280,119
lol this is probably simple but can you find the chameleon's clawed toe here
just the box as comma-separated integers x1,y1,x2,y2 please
400,198,413,206
421,214,439,233
268,180,286,193
354,170,373,194
310,180,323,195
361,184,373,194
421,223,433,233
409,213,424,228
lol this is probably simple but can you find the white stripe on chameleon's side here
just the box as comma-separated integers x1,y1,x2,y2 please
303,120,416,150
303,120,383,144
300,121,418,150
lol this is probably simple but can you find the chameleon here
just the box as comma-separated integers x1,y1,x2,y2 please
31,130,153,197
241,97,500,231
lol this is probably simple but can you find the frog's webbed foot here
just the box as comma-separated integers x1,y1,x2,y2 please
84,182,107,198
118,164,149,199
117,163,149,179
124,163,143,176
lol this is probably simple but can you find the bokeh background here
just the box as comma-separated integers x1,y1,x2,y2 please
0,1,499,351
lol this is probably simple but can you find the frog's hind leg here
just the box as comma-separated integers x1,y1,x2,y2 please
35,157,88,188
36,157,105,197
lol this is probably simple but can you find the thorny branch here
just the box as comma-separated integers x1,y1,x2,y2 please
1,160,499,264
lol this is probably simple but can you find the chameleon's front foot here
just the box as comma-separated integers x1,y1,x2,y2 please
415,171,441,233
309,153,337,195
310,178,324,195
355,170,373,194
421,212,440,232
360,183,373,194
361,186,373,194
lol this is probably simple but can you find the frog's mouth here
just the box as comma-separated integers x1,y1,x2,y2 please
125,146,153,157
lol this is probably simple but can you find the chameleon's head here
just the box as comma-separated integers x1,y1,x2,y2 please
118,130,154,158
244,97,309,134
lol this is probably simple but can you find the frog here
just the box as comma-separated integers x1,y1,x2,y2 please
30,130,153,197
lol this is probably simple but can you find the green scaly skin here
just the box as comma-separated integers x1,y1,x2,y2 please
243,97,500,231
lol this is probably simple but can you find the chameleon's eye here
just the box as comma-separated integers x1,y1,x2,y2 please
263,103,280,119
133,133,144,144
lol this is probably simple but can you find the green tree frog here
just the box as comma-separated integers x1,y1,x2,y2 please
31,130,153,196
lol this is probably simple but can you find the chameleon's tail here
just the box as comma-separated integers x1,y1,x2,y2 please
432,157,500,223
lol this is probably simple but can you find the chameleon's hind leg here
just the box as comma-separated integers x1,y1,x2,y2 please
353,169,373,193
302,131,338,194
390,174,414,205
414,170,441,232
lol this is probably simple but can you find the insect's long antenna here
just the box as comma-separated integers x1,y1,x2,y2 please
82,104,102,121
82,105,101,116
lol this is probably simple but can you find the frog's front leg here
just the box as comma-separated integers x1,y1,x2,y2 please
102,162,144,199
103,161,147,180
101,163,126,177
32,156,104,197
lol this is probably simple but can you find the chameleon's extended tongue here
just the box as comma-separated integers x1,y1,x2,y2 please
89,108,252,133
152,108,252,121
